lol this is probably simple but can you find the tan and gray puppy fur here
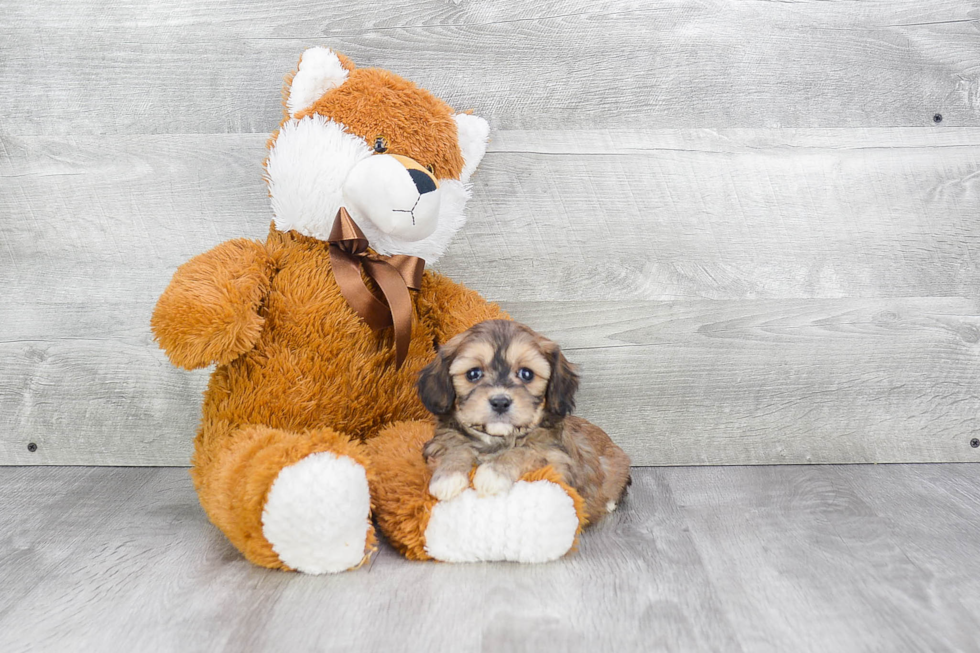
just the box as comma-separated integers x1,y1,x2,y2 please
418,320,631,523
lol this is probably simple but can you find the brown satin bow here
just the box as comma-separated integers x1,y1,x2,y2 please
328,207,425,368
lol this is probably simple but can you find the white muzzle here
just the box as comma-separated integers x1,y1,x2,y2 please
343,154,441,242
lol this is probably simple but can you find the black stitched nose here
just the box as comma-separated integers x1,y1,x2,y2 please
489,395,512,414
408,168,437,195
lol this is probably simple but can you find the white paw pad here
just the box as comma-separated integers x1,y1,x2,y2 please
424,480,579,563
473,464,513,497
261,452,371,574
429,471,469,501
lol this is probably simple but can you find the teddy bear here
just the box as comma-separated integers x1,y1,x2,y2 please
151,47,589,573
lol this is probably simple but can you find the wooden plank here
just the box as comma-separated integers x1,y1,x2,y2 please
0,466,739,652
1,0,977,136
3,128,978,309
506,297,980,465
663,464,980,652
2,129,979,465
451,128,980,302
3,465,980,652
2,296,978,465
0,341,204,465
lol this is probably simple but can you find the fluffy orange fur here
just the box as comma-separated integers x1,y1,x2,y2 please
153,226,511,568
271,53,465,181
364,421,441,560
151,239,274,370
296,67,465,180
153,52,592,570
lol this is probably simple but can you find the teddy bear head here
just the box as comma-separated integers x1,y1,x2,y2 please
264,47,490,264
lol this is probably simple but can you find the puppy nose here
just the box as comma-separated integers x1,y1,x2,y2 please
408,168,437,195
489,395,512,414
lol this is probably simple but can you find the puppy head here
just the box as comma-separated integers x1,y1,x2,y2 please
417,320,579,439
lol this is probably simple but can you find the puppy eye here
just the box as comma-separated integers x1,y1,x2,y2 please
466,368,483,382
373,136,389,154
517,367,534,382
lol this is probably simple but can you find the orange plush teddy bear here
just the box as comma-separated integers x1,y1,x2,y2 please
151,48,588,573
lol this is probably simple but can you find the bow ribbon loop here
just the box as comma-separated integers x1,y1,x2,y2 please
327,208,425,368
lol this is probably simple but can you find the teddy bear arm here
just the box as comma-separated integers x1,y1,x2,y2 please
151,239,274,370
418,272,510,344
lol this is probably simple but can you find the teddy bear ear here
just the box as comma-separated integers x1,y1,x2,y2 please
285,47,352,118
453,113,490,183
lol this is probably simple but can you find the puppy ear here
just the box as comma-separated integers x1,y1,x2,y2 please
546,346,580,418
417,349,456,416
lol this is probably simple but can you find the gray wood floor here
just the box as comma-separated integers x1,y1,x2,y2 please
2,465,978,652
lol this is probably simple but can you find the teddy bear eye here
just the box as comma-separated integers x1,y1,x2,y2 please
465,368,483,382
518,368,534,382
373,136,389,154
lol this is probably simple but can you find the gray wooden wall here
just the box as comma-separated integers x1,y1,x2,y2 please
1,0,978,466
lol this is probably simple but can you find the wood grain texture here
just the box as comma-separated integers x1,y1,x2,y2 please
3,0,979,466
2,465,979,652
1,0,978,136
1,296,977,465
2,129,979,465
4,128,978,309
506,297,980,465
664,464,980,652
454,128,980,301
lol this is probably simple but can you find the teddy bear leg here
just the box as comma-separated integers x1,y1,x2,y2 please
366,421,587,563
191,422,376,574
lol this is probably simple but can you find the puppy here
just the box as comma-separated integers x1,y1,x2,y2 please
418,320,631,523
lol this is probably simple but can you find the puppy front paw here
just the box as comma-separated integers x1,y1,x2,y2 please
429,471,470,502
473,464,514,497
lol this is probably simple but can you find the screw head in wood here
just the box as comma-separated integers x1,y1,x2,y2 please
933,113,943,123
27,442,38,452
971,438,979,449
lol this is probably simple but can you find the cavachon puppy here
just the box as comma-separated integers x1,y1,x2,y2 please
417,320,631,523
